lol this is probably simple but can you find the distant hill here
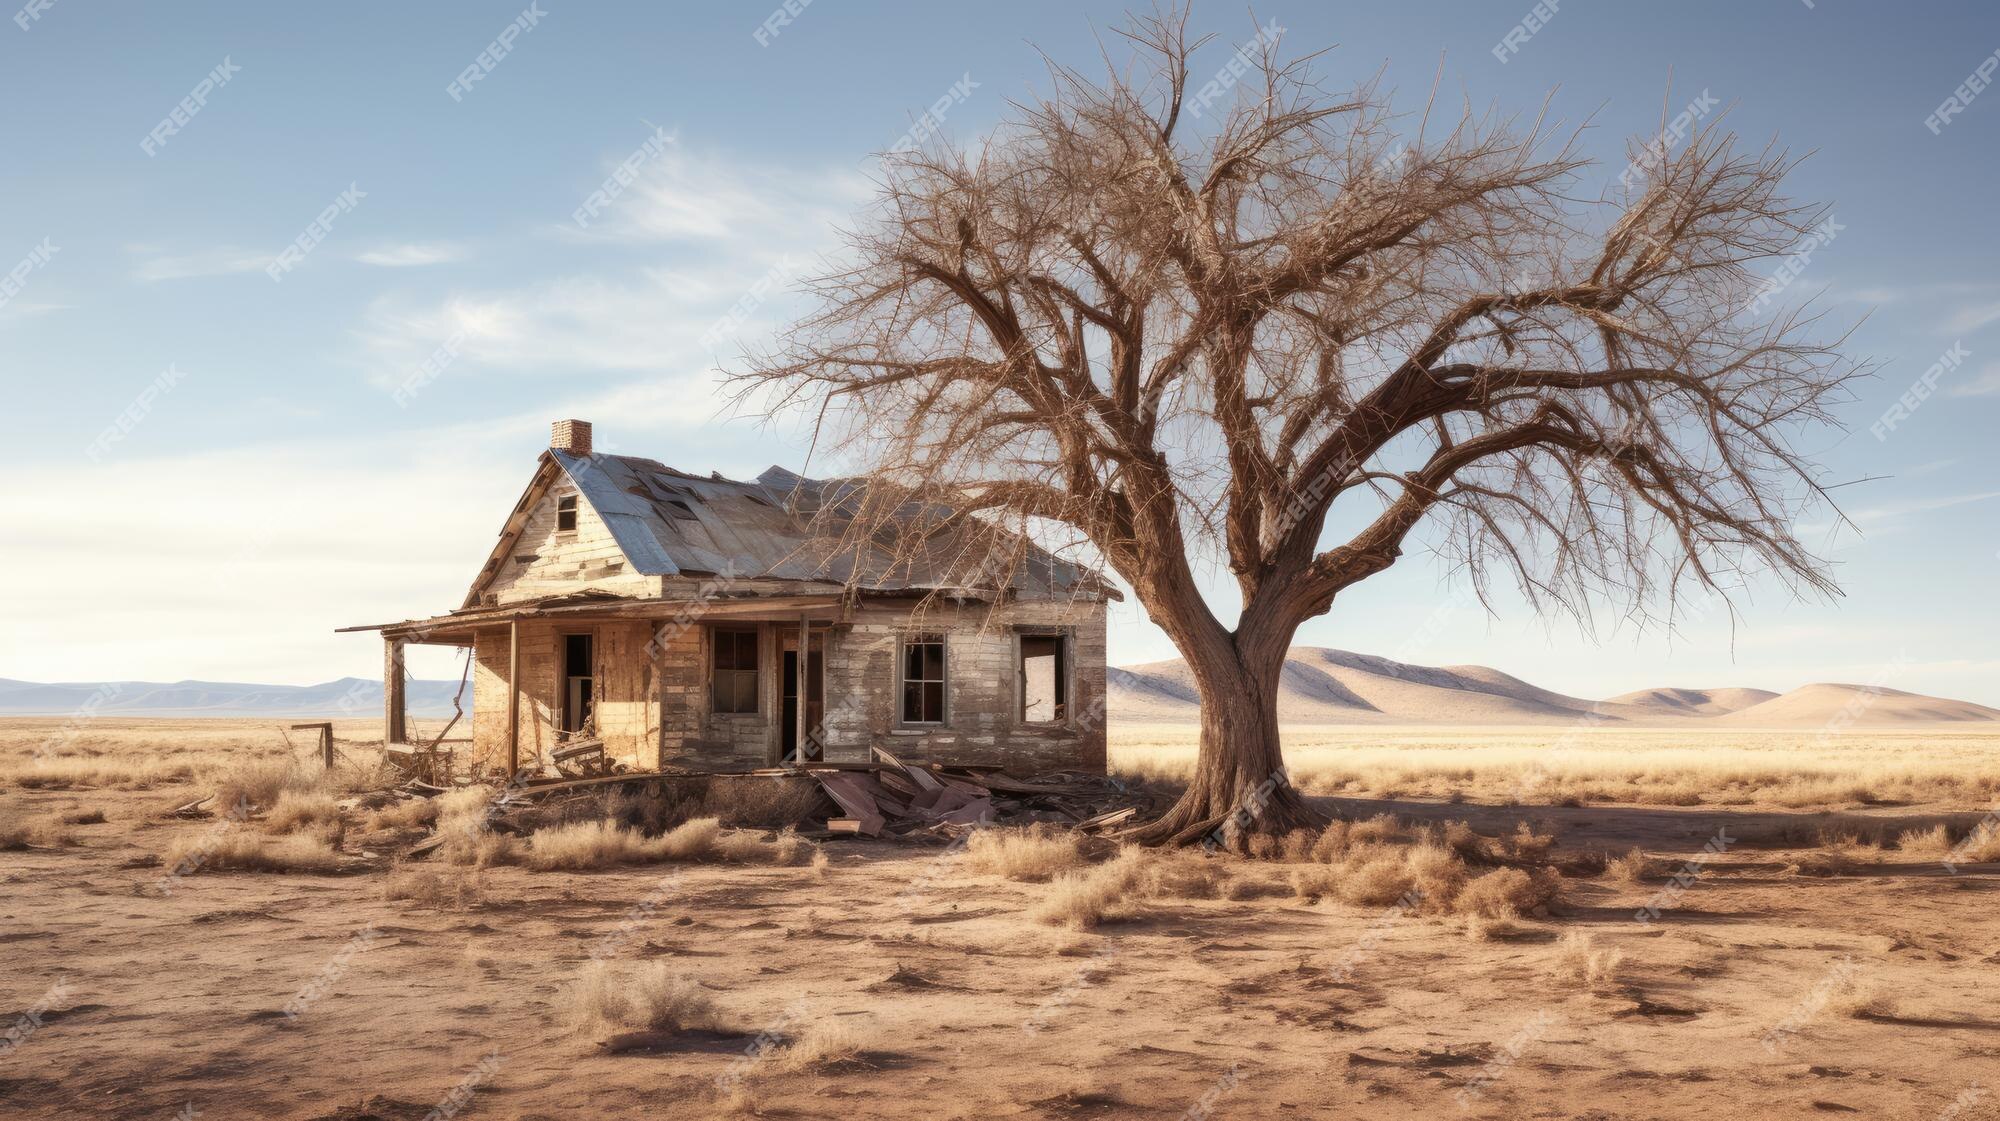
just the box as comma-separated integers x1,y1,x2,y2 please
1109,647,2000,728
0,677,470,718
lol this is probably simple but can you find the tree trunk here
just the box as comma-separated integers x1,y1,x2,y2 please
1129,635,1327,848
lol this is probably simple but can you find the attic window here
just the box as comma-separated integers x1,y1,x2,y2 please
556,496,578,532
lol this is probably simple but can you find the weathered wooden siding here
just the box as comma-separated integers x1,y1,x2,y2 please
468,620,656,774
820,598,1107,774
469,598,1108,777
482,474,657,605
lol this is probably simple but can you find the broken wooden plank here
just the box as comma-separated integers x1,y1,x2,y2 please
872,744,944,792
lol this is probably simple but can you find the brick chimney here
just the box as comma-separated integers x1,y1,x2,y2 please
550,419,592,455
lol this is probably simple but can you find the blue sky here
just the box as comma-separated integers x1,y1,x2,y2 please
3,0,1998,704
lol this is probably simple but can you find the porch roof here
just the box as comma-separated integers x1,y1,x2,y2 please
337,590,849,645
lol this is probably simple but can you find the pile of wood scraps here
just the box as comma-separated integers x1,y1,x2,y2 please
804,747,1158,838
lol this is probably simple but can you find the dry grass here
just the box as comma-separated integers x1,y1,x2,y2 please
1457,867,1563,917
1031,850,1148,929
777,1020,868,1071
383,866,485,910
517,817,793,872
1951,821,2000,863
562,961,728,1034
1608,847,1652,883
161,831,342,875
1110,724,2000,809
366,798,439,832
7,756,200,790
212,758,323,813
1463,906,1524,941
0,817,79,849
1551,931,1626,992
59,808,107,825
262,790,341,834
523,820,665,871
962,825,1086,882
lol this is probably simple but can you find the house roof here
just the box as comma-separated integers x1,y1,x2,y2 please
526,451,1107,600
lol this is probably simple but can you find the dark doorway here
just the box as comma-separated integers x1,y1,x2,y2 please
780,646,825,763
562,632,594,736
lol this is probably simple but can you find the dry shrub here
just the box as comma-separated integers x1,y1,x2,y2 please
963,826,1085,882
563,961,726,1034
214,758,318,813
1341,847,1419,906
655,817,723,860
778,1020,868,1071
162,831,342,875
1347,813,1403,845
60,809,107,825
367,798,439,832
1823,974,1885,1019
525,820,661,871
1507,821,1556,862
519,816,787,871
263,790,341,834
810,847,831,878
436,785,496,824
1278,828,1317,863
1309,820,1351,861
1551,931,1625,992
1954,822,2000,863
1440,820,1491,862
0,818,77,849
1032,849,1147,929
1608,847,1652,883
1464,905,1524,941
1291,841,1469,910
383,866,484,910
438,829,518,868
1456,867,1562,918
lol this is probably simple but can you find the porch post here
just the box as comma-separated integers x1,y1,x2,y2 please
383,636,407,746
796,613,808,761
506,619,520,775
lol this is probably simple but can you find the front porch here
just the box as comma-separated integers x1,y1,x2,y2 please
344,592,848,779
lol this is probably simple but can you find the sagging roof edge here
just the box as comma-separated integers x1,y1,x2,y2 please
339,584,1115,640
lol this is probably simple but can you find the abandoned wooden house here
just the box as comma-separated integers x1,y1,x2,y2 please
341,420,1111,779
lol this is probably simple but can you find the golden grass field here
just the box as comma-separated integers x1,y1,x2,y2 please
3,716,1999,1120
1111,723,2000,810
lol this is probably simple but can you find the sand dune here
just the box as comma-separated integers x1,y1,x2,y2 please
1719,682,2000,727
1110,647,1999,728
1604,686,1781,717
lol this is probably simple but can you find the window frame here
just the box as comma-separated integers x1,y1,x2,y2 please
1014,629,1072,727
709,627,760,716
897,633,949,727
555,494,579,533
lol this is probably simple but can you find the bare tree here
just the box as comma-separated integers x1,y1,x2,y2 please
732,9,1860,845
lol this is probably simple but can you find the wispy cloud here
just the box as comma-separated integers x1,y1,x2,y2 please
1945,363,2000,397
1946,300,2000,334
131,245,271,282
556,144,867,245
355,242,467,267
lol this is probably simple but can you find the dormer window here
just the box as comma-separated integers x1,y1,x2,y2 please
556,495,578,532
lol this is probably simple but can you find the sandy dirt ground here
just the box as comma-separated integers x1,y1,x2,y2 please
3,722,1999,1120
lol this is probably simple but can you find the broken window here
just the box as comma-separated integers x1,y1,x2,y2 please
900,634,946,724
711,628,759,714
556,495,578,532
1018,634,1068,723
